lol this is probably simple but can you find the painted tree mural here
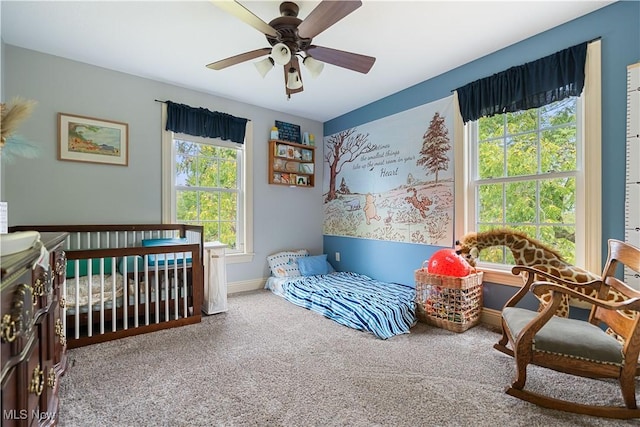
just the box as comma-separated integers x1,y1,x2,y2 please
324,128,376,202
322,96,455,246
416,112,450,182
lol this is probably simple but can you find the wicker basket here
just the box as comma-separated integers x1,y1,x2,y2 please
414,268,483,333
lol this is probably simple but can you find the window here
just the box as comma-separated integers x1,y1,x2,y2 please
459,41,601,283
174,136,242,246
162,112,254,262
468,97,581,265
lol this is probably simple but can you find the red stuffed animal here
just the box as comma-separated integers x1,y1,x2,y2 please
427,248,472,277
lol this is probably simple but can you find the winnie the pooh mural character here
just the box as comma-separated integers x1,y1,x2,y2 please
364,193,381,225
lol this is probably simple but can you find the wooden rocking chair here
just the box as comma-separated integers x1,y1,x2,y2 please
494,239,640,419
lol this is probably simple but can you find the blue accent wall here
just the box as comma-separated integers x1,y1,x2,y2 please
323,2,640,300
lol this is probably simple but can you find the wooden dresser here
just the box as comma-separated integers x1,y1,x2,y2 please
1,232,68,426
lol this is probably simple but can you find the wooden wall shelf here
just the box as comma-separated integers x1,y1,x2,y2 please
268,139,315,187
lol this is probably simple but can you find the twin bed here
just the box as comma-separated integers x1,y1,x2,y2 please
265,250,416,339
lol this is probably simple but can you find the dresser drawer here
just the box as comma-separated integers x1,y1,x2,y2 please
1,232,68,427
1,275,35,377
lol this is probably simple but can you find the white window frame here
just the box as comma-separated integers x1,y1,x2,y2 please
161,105,254,263
455,40,601,286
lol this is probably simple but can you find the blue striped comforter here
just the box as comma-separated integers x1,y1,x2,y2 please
280,272,416,339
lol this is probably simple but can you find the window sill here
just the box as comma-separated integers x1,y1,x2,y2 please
477,266,523,287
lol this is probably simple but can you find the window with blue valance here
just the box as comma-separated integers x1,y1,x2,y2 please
456,42,587,123
165,101,248,144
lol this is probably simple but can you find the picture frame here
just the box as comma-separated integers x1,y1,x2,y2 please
273,158,287,171
301,149,312,161
276,144,288,157
58,113,128,166
299,163,314,174
285,146,296,159
275,120,301,143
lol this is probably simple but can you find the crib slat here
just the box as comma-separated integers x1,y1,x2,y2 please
87,259,93,337
173,257,178,319
183,257,188,317
99,258,104,335
111,258,117,332
123,256,128,331
164,253,170,322
74,261,80,339
138,255,142,328
154,261,160,324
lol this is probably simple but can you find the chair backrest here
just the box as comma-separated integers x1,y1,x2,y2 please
591,239,640,345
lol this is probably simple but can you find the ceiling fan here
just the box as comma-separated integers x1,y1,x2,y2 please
207,1,376,98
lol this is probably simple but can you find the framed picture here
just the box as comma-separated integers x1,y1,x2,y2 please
301,149,312,161
285,146,296,159
276,144,288,157
58,113,128,166
273,158,287,171
299,163,314,174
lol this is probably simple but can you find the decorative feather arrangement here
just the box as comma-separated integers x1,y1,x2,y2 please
0,97,40,162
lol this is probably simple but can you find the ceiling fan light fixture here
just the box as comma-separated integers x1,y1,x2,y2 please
254,57,275,78
303,55,324,79
271,43,292,66
286,67,303,90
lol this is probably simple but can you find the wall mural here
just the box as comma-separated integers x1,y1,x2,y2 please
323,95,455,246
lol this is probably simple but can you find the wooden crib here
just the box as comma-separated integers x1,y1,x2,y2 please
10,224,204,348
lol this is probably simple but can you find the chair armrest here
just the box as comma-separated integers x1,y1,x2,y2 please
531,281,640,312
501,266,541,308
512,265,601,288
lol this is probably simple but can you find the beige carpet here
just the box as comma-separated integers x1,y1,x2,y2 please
58,290,638,426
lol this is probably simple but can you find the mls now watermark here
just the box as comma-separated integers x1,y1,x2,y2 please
3,409,56,422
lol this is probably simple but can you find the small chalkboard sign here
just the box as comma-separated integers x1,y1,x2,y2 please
275,120,301,144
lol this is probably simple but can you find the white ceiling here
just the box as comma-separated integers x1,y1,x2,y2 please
1,0,614,123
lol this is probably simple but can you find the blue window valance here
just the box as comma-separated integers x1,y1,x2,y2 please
456,42,587,123
165,101,248,144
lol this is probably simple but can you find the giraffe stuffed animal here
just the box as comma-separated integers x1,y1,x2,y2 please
455,228,625,318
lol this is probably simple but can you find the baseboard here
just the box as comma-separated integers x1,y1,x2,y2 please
228,278,266,295
480,307,502,331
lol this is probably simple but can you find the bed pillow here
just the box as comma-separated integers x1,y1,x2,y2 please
142,237,188,246
267,249,308,277
298,254,331,276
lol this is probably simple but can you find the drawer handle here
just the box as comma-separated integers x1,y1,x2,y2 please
47,368,56,388
55,318,66,347
29,364,44,396
55,252,66,275
12,283,34,338
32,278,45,305
1,314,17,343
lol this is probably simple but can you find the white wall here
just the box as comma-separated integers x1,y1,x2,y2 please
1,38,5,197
3,45,324,283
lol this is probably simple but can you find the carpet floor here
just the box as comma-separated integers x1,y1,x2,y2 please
58,290,639,426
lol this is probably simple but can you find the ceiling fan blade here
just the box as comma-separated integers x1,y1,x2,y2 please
206,48,271,70
297,0,362,39
210,0,278,37
306,45,375,74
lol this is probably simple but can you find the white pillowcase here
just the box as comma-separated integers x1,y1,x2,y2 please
267,249,309,277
